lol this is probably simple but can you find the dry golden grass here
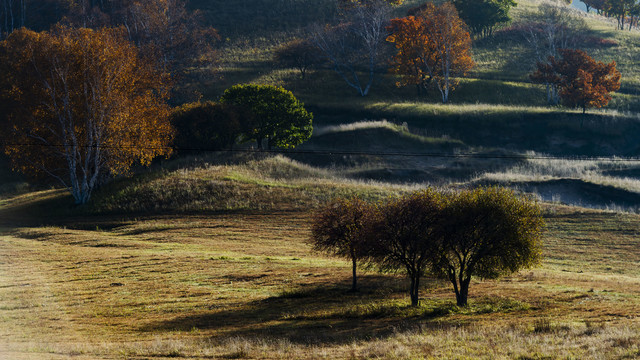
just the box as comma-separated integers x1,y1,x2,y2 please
1,183,639,360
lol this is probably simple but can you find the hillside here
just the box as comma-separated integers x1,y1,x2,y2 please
1,162,640,359
2,0,640,358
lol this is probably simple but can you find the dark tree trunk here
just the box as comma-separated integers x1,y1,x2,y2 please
350,257,358,292
456,277,471,306
409,273,420,306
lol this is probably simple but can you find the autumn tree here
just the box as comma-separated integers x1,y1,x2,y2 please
311,0,395,96
370,189,445,306
387,2,474,103
171,102,247,152
435,187,544,306
220,84,313,150
530,49,621,113
273,39,323,79
311,197,375,292
0,26,174,204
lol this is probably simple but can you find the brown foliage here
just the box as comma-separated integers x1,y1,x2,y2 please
530,49,621,113
0,26,174,204
386,2,474,103
310,197,375,291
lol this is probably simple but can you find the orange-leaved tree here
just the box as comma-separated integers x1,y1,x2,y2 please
530,49,621,114
0,25,174,204
386,2,474,103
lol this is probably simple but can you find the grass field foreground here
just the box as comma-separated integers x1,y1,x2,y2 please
1,176,639,359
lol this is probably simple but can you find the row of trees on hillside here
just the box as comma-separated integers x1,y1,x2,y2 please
173,85,313,151
0,0,219,78
582,0,640,30
276,1,621,111
0,20,312,204
304,0,478,101
311,187,545,307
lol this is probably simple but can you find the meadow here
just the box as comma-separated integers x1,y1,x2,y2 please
2,0,640,358
0,161,639,359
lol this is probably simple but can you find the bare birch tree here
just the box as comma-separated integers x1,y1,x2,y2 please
521,3,587,104
310,0,393,96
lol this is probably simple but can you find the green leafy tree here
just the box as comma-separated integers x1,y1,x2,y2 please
370,189,445,306
435,187,544,306
451,0,516,38
310,197,375,292
171,102,248,152
220,84,313,150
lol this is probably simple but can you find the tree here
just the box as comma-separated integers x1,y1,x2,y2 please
273,39,323,79
530,49,621,113
434,187,544,306
220,84,313,150
310,0,394,96
452,0,516,38
604,0,636,30
0,26,174,204
310,197,375,292
171,102,247,152
387,2,474,103
370,189,445,306
520,3,588,104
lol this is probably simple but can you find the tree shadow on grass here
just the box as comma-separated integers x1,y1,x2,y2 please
140,276,462,345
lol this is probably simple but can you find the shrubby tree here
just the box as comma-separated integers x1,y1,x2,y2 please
220,84,313,150
0,26,174,204
273,39,323,79
452,0,516,38
387,2,474,103
530,49,621,113
310,0,395,96
171,102,247,152
310,197,375,292
435,187,544,306
370,189,445,306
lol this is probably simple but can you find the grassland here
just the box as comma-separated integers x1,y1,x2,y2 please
2,0,640,358
1,172,639,359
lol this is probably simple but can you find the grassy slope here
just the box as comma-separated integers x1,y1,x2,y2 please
3,1,640,358
179,0,640,171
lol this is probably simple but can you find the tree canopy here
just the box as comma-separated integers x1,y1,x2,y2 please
0,26,174,204
387,2,474,103
220,84,313,150
530,49,621,113
171,102,247,152
310,196,376,292
370,189,445,306
452,0,516,38
435,187,544,306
